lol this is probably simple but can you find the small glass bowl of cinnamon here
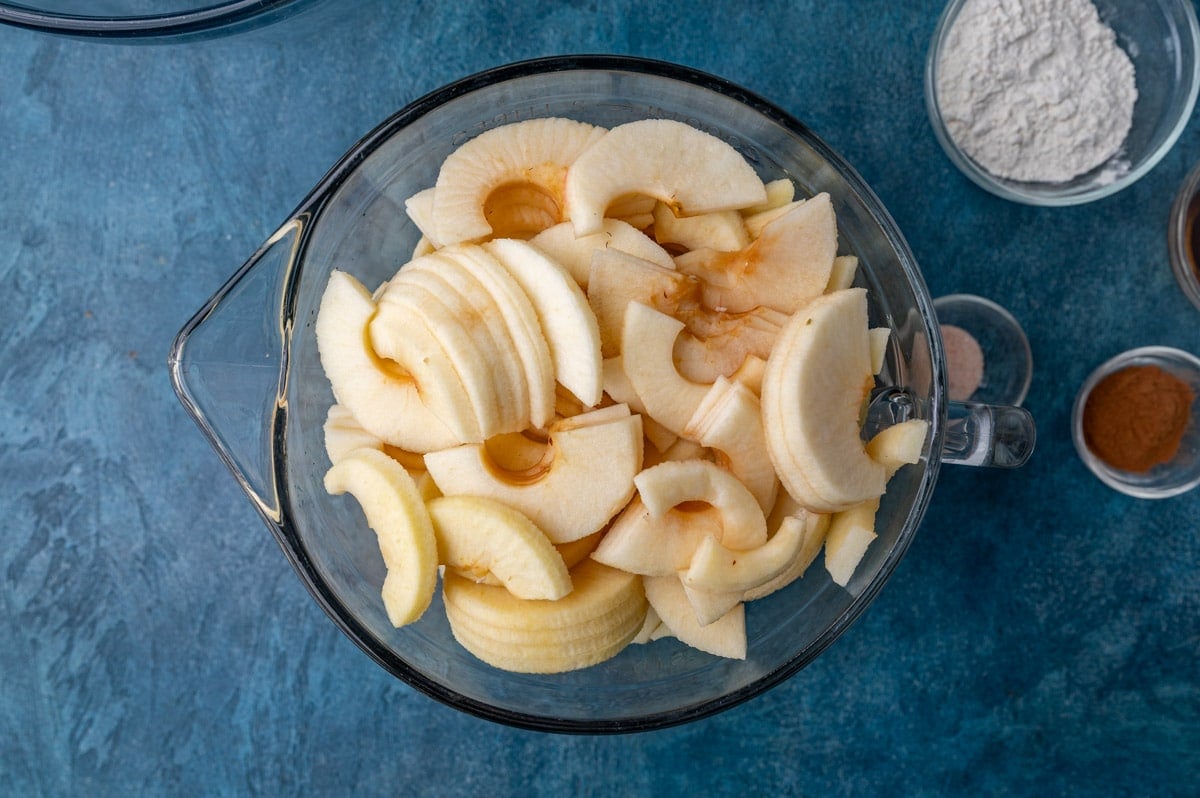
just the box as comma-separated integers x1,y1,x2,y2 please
1072,346,1200,498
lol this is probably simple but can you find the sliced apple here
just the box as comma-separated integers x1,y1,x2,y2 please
866,419,929,478
742,177,796,216
643,574,746,659
824,498,879,587
403,186,441,247
869,327,891,375
529,218,674,288
566,119,767,237
634,459,767,550
672,304,784,384
483,238,604,407
651,202,749,252
323,448,438,627
588,248,698,357
426,494,571,600
675,193,837,314
683,516,805,594
432,117,607,245
742,493,831,601
424,411,643,543
826,254,859,292
680,582,744,627
589,495,725,576
684,376,778,513
762,288,887,512
315,270,465,452
621,301,713,436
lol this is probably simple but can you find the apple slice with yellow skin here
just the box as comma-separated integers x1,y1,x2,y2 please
589,495,725,576
824,498,880,587
442,558,647,673
588,249,698,357
651,202,749,253
684,376,778,513
634,459,767,550
643,574,746,660
483,238,604,407
762,288,887,513
866,419,929,477
424,411,643,543
323,448,438,627
742,177,796,216
432,117,607,245
529,218,674,289
315,270,465,452
565,119,768,237
426,495,571,600
621,301,713,436
675,193,837,315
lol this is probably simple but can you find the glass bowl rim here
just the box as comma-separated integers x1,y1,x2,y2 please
1071,345,1200,498
1168,159,1200,313
0,0,301,38
174,54,946,733
923,0,1200,207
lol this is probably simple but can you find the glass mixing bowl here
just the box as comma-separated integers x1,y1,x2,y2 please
926,0,1200,206
0,0,311,39
169,56,1035,732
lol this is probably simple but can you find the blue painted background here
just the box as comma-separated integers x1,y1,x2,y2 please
1,1,1197,795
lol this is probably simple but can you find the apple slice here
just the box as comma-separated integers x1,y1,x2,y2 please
866,419,929,478
672,304,784,384
680,582,744,627
315,270,465,452
869,327,891,375
684,376,778,513
762,288,887,513
742,494,831,601
529,218,674,288
588,248,698,357
426,495,571,600
440,244,556,428
683,516,805,594
826,254,859,292
675,193,837,314
643,574,746,659
483,238,604,407
634,459,767,550
621,301,713,436
424,410,643,543
432,117,607,245
742,177,796,216
824,498,880,587
589,495,725,576
403,186,441,247
565,119,768,236
651,202,749,252
323,448,438,627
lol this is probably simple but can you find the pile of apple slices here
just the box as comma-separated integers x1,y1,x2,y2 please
314,116,929,673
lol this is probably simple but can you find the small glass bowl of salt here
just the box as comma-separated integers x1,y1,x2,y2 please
933,294,1032,406
925,0,1200,206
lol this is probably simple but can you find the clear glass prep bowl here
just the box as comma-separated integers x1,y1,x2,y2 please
925,0,1200,206
0,0,311,39
170,56,1034,732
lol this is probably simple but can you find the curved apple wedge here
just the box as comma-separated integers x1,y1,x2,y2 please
424,409,643,543
589,249,697,358
683,515,806,595
621,301,713,436
565,119,767,236
589,495,725,576
442,559,647,673
675,193,837,314
323,448,438,627
684,376,778,513
742,496,831,601
634,459,767,550
824,498,879,588
762,288,887,513
643,574,746,660
483,238,604,407
315,270,465,453
529,218,674,289
432,117,607,245
866,418,930,478
426,495,571,600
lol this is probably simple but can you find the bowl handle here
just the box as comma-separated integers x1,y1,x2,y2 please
168,219,305,521
940,400,1036,468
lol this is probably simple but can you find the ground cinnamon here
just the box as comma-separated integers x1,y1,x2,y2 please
1082,365,1194,473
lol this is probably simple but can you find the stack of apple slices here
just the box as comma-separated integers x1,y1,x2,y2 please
314,116,929,673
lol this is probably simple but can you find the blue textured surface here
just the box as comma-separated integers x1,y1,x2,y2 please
2,1,1198,795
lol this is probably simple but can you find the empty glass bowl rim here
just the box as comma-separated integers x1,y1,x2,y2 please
0,0,301,37
924,0,1200,206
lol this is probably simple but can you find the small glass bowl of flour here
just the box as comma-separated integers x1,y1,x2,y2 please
926,0,1200,206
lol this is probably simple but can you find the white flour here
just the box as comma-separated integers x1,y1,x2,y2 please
935,0,1138,184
